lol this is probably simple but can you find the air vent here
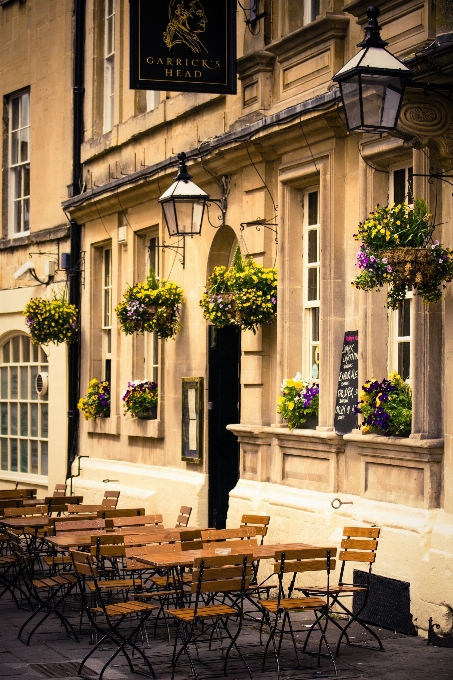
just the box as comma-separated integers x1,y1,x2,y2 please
36,372,49,396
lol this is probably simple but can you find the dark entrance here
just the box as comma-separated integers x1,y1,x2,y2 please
208,325,240,529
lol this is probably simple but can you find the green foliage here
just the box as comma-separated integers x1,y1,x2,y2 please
115,270,184,340
24,295,79,345
199,249,277,333
77,379,110,421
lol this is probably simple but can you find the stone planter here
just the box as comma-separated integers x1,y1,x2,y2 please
135,405,158,420
298,414,318,429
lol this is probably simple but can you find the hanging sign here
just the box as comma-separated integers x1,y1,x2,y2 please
129,0,237,94
334,331,359,435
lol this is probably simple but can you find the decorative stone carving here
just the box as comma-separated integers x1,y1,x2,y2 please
398,97,451,137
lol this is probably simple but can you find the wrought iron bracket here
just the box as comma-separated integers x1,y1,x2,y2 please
412,169,453,191
407,80,453,103
154,238,186,269
206,175,230,229
240,217,279,244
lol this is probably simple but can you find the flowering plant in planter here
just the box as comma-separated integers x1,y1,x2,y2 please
77,379,110,420
355,372,411,436
115,269,184,340
353,199,453,309
277,372,319,430
122,380,158,418
23,295,78,345
200,248,277,333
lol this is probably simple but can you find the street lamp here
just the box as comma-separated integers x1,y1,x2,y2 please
158,152,209,237
332,6,413,133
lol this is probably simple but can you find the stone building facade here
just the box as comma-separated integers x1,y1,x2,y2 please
1,0,453,632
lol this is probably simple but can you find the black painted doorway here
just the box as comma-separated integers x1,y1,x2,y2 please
208,325,241,529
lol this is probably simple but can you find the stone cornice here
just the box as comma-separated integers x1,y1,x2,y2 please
267,13,350,60
237,51,276,80
0,225,70,251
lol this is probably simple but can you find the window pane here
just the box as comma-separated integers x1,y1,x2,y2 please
23,164,30,196
307,267,319,301
20,403,28,437
398,341,410,381
1,367,7,399
30,366,38,400
393,169,406,205
32,343,39,363
3,341,10,363
12,336,20,363
41,441,48,475
23,197,30,232
20,128,29,163
31,403,38,437
308,229,318,264
10,367,18,399
311,307,320,342
21,92,29,127
398,299,411,338
1,439,8,470
31,440,38,474
20,439,28,473
11,97,20,130
10,403,17,436
41,404,48,438
308,191,318,225
11,130,19,165
40,348,47,363
1,404,7,435
20,366,28,399
22,336,30,363
11,440,18,471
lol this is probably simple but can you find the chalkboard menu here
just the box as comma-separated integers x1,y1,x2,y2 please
334,331,359,435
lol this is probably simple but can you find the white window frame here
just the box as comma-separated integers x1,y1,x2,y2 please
102,246,113,383
388,161,413,383
303,187,320,381
0,335,48,480
103,0,115,133
9,90,30,237
145,235,159,385
303,0,320,25
146,90,160,113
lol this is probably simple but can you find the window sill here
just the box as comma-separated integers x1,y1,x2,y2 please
0,470,48,485
122,416,164,439
86,415,120,435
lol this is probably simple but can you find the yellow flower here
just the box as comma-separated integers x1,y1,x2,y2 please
277,396,284,404
286,379,295,388
288,402,294,410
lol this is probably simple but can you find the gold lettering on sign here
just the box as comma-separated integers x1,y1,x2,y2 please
166,69,173,76
163,0,208,54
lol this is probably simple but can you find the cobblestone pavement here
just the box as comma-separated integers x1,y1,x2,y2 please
0,595,452,680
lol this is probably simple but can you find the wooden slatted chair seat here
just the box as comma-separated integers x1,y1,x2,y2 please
260,596,326,613
90,600,155,617
86,578,135,592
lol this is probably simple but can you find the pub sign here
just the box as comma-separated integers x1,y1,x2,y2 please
129,0,237,94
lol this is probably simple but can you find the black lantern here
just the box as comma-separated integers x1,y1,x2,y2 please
333,6,413,133
158,152,209,237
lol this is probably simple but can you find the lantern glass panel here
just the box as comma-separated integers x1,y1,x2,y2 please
340,76,362,131
360,74,404,131
162,201,178,236
173,199,204,235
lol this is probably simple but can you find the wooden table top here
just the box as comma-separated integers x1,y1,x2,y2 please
0,516,50,529
130,543,337,568
45,526,184,549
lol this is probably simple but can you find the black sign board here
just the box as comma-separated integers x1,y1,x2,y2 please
334,331,359,435
129,0,237,94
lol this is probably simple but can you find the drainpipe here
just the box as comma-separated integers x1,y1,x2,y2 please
66,0,86,479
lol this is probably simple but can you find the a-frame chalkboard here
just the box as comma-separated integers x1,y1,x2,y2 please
334,331,359,435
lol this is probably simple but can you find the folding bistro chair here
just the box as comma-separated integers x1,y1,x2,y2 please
300,526,382,655
167,553,253,680
175,505,192,528
240,514,270,545
7,531,78,645
102,490,120,508
258,548,337,678
71,550,157,680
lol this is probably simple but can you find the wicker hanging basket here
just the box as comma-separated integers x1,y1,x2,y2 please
382,247,437,287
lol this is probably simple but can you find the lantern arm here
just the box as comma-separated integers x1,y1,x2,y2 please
412,168,453,189
405,80,453,103
205,175,230,228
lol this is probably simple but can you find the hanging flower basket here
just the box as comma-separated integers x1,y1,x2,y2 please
122,380,158,419
78,379,110,420
277,373,319,431
355,372,411,437
200,248,277,334
23,295,79,345
352,199,453,309
115,269,184,340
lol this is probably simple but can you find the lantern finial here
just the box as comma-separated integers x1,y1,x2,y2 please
358,6,388,48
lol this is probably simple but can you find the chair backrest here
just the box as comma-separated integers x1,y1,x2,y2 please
54,518,106,534
45,496,83,508
67,504,106,514
0,498,24,509
274,548,337,601
0,489,35,499
240,514,270,544
175,505,192,527
3,506,48,518
47,514,99,534
71,549,98,578
53,483,67,497
111,514,163,528
339,527,380,579
201,527,257,543
204,538,258,552
6,531,29,569
123,530,180,548
191,553,252,616
97,508,145,519
90,535,125,559
102,491,120,508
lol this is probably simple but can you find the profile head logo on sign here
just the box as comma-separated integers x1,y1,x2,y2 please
130,0,236,94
